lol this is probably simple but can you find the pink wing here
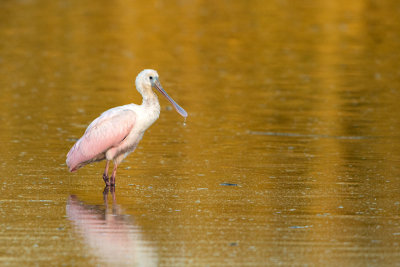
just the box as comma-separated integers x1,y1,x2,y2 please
66,108,136,172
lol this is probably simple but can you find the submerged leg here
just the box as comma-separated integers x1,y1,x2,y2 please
103,161,110,186
110,163,118,186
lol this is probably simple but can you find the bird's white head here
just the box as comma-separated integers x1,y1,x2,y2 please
135,69,159,95
135,69,187,118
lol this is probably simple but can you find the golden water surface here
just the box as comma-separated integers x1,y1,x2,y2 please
1,0,400,266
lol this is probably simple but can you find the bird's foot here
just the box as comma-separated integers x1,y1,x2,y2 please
103,174,110,186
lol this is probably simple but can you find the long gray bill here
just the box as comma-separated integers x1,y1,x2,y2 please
154,80,188,118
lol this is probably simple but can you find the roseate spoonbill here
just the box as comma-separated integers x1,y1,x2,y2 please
66,69,187,186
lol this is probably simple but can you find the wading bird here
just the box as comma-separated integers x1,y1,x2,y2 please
66,69,187,186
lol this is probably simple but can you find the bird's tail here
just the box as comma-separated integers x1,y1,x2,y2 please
66,142,81,172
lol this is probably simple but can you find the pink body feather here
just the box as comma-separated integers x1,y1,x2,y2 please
66,108,136,172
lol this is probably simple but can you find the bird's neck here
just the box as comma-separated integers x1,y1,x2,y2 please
140,92,161,124
142,91,160,109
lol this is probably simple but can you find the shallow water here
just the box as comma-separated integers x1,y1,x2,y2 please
1,0,400,266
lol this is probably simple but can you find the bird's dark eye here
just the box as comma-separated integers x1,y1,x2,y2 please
149,76,153,80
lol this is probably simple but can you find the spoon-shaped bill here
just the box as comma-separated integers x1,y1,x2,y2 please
154,80,188,118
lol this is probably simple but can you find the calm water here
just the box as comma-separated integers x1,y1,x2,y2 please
1,0,400,266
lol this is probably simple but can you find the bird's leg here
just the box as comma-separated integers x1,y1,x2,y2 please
110,163,118,186
103,161,110,186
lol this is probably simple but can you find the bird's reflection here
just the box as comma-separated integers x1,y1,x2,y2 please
66,187,158,266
